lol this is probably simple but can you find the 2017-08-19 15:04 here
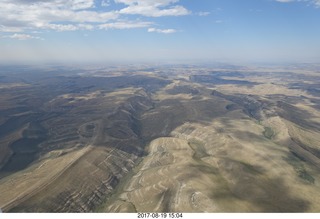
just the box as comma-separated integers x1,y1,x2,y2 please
137,213,183,218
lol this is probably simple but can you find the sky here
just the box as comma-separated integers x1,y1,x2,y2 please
0,0,320,64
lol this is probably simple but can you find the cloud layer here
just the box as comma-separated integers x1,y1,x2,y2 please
148,27,177,34
116,0,189,17
0,0,189,37
275,0,320,7
4,33,43,40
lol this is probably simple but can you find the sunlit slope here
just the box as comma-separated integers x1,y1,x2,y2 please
104,115,320,212
102,79,320,212
6,146,137,212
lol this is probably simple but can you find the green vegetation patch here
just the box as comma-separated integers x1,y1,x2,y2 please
263,127,274,139
284,153,315,184
238,161,263,175
188,139,209,159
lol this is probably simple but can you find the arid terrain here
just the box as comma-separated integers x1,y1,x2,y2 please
1,63,320,212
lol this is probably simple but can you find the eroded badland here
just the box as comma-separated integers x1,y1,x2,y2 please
1,64,320,212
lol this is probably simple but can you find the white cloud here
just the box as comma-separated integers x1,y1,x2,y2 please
312,0,320,6
46,24,79,31
0,25,24,33
0,0,118,33
197,12,210,16
78,24,95,30
275,0,294,2
101,0,110,7
0,0,190,37
5,33,42,40
115,0,179,7
116,0,190,17
69,0,95,10
148,28,176,34
275,0,320,7
99,21,152,30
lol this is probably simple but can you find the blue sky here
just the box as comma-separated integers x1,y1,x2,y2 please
0,0,320,64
